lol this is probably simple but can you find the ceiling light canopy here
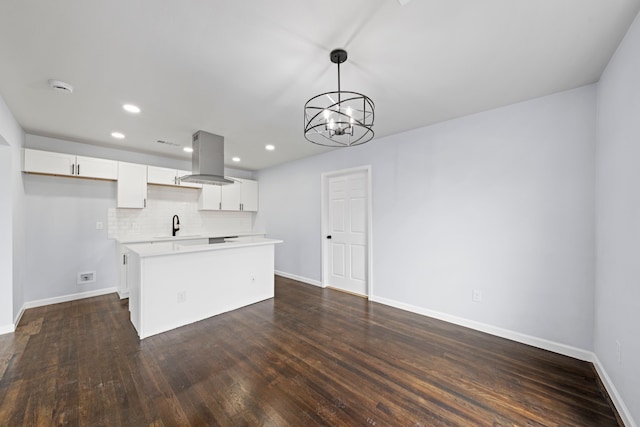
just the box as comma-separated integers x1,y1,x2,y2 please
111,132,125,139
304,49,374,147
265,144,275,151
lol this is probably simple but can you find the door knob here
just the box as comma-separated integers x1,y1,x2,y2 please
326,235,332,239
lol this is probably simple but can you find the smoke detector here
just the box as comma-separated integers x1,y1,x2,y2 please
48,79,73,93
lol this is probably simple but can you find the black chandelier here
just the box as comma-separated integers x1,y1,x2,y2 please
304,49,375,147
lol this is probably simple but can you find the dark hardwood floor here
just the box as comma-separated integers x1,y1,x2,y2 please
0,276,622,426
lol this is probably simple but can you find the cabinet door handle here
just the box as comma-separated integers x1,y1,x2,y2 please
123,254,127,264
77,164,80,175
71,164,75,175
144,198,146,208
219,202,221,210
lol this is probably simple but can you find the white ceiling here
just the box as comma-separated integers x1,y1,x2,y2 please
1,0,639,171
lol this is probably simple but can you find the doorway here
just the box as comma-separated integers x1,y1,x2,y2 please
321,166,372,298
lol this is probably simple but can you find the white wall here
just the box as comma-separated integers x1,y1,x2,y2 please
256,85,596,351
23,173,117,302
0,93,25,333
595,9,640,424
0,145,13,332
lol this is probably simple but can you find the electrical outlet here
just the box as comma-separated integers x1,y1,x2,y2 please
616,340,622,364
96,221,104,230
77,271,96,285
177,291,187,303
472,289,483,302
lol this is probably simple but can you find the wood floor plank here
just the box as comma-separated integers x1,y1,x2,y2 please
0,276,623,426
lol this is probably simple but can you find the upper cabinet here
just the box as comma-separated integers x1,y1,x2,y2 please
238,178,259,212
199,178,258,212
117,162,147,209
199,185,222,210
23,148,118,180
147,166,202,189
23,148,256,211
221,180,242,211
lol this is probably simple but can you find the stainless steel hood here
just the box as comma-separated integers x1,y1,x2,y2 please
180,131,234,185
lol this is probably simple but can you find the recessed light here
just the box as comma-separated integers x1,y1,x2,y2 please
111,132,125,139
232,157,241,162
183,147,193,153
265,144,275,151
123,104,141,113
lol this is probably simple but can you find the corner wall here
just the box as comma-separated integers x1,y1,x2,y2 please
256,84,596,351
0,93,25,333
595,9,640,425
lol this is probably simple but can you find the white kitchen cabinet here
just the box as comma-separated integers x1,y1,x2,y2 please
221,180,242,210
147,166,201,189
147,166,177,186
199,178,259,211
199,184,223,210
117,162,147,208
117,243,130,299
239,178,259,211
75,156,118,179
23,148,117,180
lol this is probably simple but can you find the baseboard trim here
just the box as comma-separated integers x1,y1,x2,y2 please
13,305,25,329
369,295,593,361
592,354,637,427
275,271,322,287
1,288,118,335
23,287,118,311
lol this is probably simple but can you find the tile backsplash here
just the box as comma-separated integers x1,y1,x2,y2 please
108,185,253,240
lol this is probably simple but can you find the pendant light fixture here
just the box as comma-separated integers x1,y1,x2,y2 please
304,49,375,147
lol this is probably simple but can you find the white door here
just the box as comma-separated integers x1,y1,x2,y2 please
325,169,369,296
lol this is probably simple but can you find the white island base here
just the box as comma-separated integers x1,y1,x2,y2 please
126,238,281,339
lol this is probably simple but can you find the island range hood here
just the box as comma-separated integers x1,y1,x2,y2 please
180,131,234,185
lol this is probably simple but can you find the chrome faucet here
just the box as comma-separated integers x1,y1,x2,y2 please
172,215,180,236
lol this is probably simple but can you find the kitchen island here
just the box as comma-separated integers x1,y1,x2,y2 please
125,237,282,339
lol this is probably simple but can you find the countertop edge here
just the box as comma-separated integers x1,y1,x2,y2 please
116,231,266,244
127,238,283,258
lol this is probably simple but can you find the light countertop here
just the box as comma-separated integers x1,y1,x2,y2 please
117,231,265,244
126,237,282,258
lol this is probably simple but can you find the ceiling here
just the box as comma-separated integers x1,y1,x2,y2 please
1,1,639,171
